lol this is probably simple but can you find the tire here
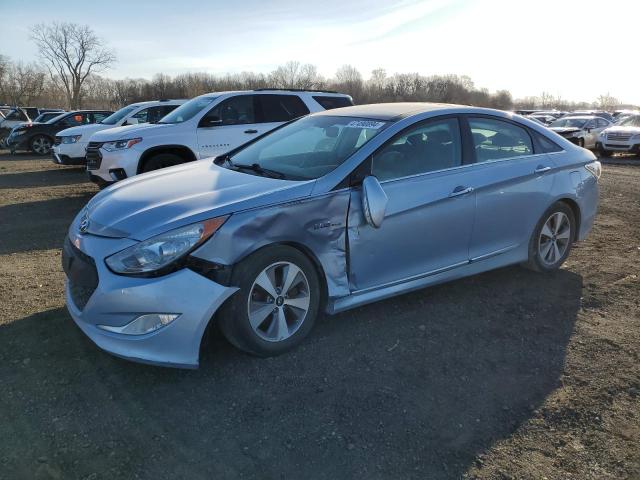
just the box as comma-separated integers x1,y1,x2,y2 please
525,202,576,272
218,245,321,357
141,153,184,173
30,135,53,156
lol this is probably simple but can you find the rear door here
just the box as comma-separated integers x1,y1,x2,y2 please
465,116,556,261
347,116,476,291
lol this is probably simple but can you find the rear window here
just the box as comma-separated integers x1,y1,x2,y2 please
258,94,310,123
312,96,353,110
533,131,563,153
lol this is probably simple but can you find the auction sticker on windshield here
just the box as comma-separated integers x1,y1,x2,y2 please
346,120,386,129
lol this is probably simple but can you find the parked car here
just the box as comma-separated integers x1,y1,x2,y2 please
0,107,66,147
52,100,185,166
596,114,640,157
569,110,614,122
86,89,354,187
528,113,555,125
63,103,600,368
548,115,611,148
6,110,113,155
612,109,639,119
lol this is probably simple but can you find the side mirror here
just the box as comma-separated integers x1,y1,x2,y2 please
124,117,139,126
362,176,388,228
199,117,223,128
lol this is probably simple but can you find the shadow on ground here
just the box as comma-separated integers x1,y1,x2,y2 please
0,267,582,479
0,194,92,254
0,167,87,189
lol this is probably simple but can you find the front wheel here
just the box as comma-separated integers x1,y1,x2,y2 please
218,246,321,357
525,202,575,272
30,135,52,155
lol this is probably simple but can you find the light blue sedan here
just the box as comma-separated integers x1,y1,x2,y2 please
63,103,600,368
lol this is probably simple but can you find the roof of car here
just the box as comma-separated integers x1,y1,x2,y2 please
313,102,463,120
130,99,187,106
559,115,599,120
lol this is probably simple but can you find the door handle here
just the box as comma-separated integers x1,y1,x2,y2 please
449,186,474,198
244,129,258,134
534,166,552,174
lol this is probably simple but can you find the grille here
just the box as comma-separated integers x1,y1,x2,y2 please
86,142,103,170
54,136,62,146
607,132,633,141
62,238,98,311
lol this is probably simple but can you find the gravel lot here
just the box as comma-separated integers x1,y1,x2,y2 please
0,151,638,480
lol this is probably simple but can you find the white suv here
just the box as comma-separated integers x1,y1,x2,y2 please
596,114,640,157
52,99,186,165
86,90,353,186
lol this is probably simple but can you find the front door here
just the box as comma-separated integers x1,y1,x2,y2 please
196,95,270,159
347,117,476,291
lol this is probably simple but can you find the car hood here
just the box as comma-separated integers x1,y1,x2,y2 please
605,125,640,133
83,159,315,240
57,123,110,138
550,127,582,134
90,122,172,142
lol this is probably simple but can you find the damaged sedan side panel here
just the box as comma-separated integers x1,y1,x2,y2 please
191,190,353,305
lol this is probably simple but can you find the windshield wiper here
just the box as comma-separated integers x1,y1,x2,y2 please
233,162,286,179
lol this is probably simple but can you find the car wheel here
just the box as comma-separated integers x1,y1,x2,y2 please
30,135,53,155
218,245,321,357
525,202,575,272
141,153,184,173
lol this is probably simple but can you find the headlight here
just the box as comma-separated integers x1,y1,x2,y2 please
585,160,602,180
61,135,82,144
105,217,228,275
102,137,142,152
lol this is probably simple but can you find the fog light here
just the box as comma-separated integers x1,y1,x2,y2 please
98,313,179,335
109,168,127,181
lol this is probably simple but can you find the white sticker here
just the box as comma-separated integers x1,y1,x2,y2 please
346,120,386,129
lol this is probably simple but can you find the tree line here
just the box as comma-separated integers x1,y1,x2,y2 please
0,23,634,113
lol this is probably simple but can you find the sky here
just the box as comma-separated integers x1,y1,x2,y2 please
1,0,639,105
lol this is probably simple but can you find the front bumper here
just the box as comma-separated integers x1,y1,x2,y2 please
87,146,140,183
5,133,29,151
595,141,640,153
63,234,238,368
52,143,88,165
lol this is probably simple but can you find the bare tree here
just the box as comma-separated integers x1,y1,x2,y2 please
597,93,618,111
0,59,46,105
30,22,115,109
269,61,322,90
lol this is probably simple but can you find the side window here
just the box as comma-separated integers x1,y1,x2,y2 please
60,113,87,127
258,95,310,123
312,96,354,110
202,95,255,126
469,118,533,163
596,118,608,128
533,131,563,153
159,105,179,117
89,112,110,123
132,108,151,124
585,119,596,129
7,110,28,121
372,118,462,182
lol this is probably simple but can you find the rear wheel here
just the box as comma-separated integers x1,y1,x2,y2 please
525,202,575,272
30,135,52,155
141,153,185,173
218,246,321,357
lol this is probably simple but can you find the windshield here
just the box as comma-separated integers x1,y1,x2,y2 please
100,105,139,125
229,115,389,180
619,115,640,127
45,113,68,124
550,118,587,129
159,96,217,124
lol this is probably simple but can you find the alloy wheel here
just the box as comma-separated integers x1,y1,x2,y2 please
247,261,311,342
538,212,571,266
32,136,52,155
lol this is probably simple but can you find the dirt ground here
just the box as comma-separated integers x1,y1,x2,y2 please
0,151,638,480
